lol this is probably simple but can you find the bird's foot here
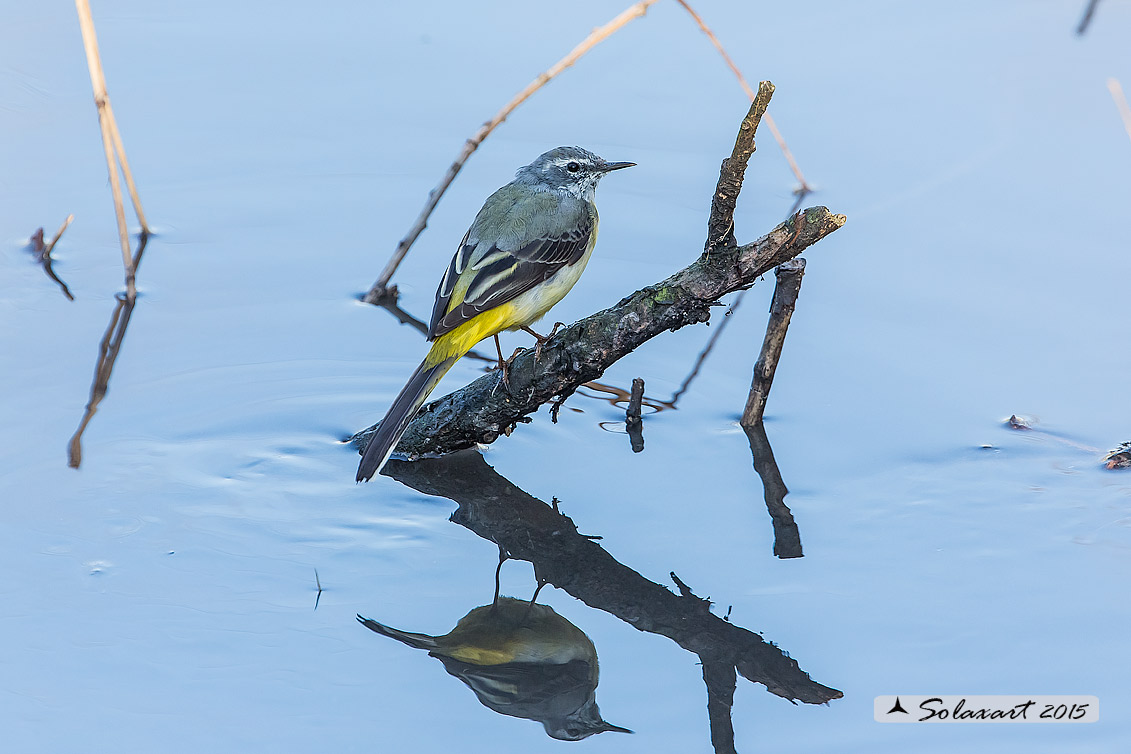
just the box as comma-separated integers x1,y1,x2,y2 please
522,322,565,363
490,348,525,395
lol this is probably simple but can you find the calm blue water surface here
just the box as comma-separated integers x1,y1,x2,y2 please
2,1,1129,751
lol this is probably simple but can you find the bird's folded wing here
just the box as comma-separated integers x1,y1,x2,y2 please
428,218,592,340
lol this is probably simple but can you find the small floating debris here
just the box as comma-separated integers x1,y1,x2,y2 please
1006,414,1034,430
1103,442,1131,470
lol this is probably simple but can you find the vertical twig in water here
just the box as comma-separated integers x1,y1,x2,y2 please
740,257,806,426
75,0,149,300
1108,78,1131,143
625,377,645,452
364,0,660,304
672,0,811,195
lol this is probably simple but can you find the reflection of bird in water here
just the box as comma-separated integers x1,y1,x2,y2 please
358,597,631,740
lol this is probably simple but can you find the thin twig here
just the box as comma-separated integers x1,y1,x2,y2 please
364,0,660,303
672,0,811,194
75,0,148,300
706,81,775,252
1108,78,1131,143
740,257,806,426
1076,0,1102,35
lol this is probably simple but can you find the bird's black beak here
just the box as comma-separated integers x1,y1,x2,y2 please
600,161,635,172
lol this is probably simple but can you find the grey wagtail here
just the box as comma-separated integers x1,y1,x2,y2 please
356,146,633,481
358,597,631,740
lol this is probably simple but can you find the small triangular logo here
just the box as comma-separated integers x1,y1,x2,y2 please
887,697,909,714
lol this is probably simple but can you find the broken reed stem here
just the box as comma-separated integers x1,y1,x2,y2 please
105,102,150,233
1108,78,1131,143
75,0,149,300
672,0,811,194
365,0,660,303
740,257,806,427
45,214,75,257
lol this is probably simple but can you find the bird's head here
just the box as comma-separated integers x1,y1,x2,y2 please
516,146,634,200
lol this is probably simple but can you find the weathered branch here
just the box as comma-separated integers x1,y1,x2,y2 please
384,449,842,705
353,205,844,458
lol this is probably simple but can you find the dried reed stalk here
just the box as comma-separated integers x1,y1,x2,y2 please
75,0,149,300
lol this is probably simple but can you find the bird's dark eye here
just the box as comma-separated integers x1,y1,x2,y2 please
566,161,580,173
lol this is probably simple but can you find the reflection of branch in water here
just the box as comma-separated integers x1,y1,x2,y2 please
702,661,738,754
383,451,840,720
358,596,631,740
68,234,148,468
27,216,75,301
743,421,802,559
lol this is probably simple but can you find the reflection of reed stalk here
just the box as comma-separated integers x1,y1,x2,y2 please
672,0,811,195
365,0,661,303
75,0,149,300
68,236,149,469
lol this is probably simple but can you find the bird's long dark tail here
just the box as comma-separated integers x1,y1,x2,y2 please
356,615,439,650
356,355,458,482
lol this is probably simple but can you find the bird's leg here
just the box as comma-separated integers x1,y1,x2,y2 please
521,322,565,363
491,334,512,393
529,576,548,605
522,574,550,622
492,544,509,611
